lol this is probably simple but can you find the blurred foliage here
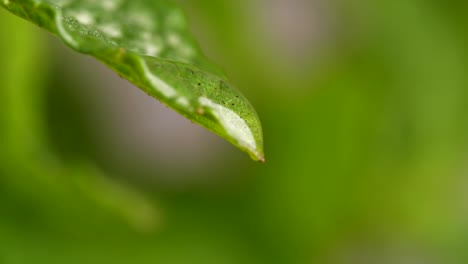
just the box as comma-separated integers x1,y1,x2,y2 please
1,0,468,263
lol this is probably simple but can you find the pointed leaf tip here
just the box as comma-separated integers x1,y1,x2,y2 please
1,0,265,161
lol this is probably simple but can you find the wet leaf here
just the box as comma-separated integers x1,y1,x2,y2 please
1,0,265,162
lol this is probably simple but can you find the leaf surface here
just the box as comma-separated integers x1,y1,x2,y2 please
1,0,264,162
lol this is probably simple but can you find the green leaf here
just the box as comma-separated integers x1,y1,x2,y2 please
1,0,265,162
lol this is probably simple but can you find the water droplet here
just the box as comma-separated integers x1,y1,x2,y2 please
98,23,122,38
56,13,78,47
198,97,258,156
167,33,181,46
74,11,94,25
141,60,177,98
143,44,162,56
102,0,120,11
176,97,190,107
129,13,154,29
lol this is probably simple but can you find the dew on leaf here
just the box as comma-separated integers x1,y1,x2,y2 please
98,23,122,38
102,0,119,11
198,97,259,159
141,60,177,98
1,0,265,161
74,10,94,25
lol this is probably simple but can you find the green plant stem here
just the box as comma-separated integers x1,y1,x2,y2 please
0,9,47,158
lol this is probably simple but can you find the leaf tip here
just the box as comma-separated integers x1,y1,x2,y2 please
258,156,266,164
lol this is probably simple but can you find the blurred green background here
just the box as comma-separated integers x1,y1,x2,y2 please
1,0,468,263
